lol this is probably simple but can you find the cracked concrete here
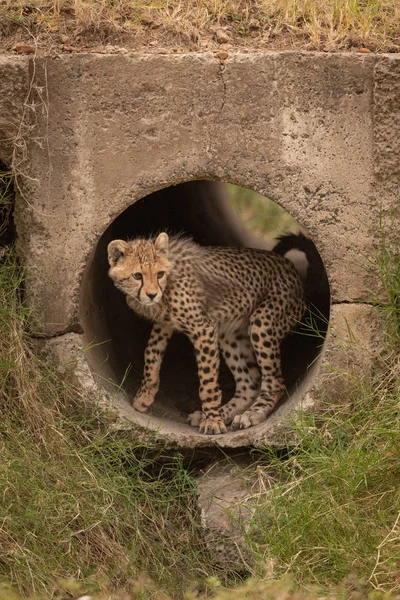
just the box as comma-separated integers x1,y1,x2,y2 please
216,56,228,115
0,51,396,448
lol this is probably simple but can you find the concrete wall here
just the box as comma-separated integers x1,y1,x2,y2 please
1,52,398,448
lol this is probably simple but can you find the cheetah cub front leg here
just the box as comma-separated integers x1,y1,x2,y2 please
187,323,227,435
132,323,173,412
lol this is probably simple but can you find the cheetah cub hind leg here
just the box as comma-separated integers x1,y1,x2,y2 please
187,330,261,429
219,330,261,425
230,299,297,430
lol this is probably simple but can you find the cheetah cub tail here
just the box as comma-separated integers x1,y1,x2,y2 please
272,232,327,305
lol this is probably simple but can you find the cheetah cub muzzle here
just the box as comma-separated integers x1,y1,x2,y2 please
107,232,306,435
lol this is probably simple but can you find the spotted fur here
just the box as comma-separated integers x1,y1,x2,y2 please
107,233,306,435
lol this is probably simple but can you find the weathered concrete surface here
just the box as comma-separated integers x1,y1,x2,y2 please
0,56,28,166
301,303,385,411
372,56,400,254
4,51,397,448
197,458,257,569
373,56,400,196
14,52,381,336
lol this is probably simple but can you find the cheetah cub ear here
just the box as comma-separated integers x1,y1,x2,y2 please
154,232,169,254
107,239,130,267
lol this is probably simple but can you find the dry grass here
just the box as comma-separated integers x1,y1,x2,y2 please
0,171,13,246
0,242,218,597
1,0,400,52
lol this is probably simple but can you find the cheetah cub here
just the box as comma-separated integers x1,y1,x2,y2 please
107,233,306,435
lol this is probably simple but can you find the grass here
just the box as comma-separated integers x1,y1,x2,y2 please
1,0,400,51
0,241,218,596
243,218,400,592
0,169,14,250
1,168,400,599
247,379,400,591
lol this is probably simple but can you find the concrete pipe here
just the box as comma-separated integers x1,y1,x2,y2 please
80,181,330,447
7,52,392,448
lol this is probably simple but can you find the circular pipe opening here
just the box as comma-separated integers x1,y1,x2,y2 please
81,181,330,447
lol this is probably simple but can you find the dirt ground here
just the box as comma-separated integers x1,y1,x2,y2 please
1,1,399,56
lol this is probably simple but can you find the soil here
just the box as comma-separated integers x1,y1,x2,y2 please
0,14,384,56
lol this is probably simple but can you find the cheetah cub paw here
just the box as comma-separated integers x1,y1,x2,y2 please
188,411,227,435
199,416,227,435
231,409,267,430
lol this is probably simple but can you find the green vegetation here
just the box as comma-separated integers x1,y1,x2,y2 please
0,173,217,596
248,378,400,590
227,184,299,238
369,211,400,347
0,169,13,248
0,170,399,599
245,217,400,591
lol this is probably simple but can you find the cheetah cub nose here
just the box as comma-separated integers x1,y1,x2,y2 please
147,292,157,301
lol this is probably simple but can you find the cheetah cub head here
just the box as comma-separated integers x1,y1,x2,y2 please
107,232,172,306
